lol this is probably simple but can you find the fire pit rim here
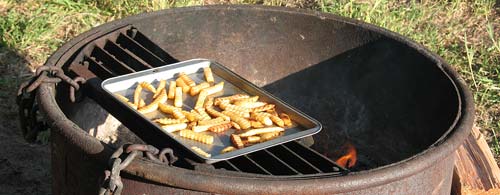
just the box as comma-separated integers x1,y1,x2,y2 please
36,5,474,193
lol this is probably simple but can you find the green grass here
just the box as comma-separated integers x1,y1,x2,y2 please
1,0,499,160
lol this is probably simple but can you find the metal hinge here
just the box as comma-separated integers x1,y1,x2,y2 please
16,65,86,142
99,144,178,195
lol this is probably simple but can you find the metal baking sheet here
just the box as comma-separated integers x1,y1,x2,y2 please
101,59,322,163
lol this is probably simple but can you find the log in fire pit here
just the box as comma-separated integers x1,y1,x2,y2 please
32,5,473,194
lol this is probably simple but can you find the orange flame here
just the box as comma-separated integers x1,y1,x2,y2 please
335,142,357,168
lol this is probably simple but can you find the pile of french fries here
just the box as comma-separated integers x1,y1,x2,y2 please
115,67,293,158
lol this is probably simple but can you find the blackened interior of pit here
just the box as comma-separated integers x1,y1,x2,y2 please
263,37,459,170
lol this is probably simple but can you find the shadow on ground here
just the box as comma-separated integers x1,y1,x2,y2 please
0,44,51,195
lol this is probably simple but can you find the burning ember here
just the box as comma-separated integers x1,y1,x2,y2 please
336,142,357,168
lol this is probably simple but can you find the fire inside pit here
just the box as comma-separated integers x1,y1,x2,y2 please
36,5,472,194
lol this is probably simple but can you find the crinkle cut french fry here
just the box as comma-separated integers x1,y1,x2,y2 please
252,104,275,113
202,81,224,96
260,131,282,141
154,118,188,125
140,81,156,93
234,101,267,109
230,134,244,149
231,121,241,130
238,127,284,137
204,97,214,108
190,82,210,96
205,106,231,121
245,136,261,143
219,101,251,113
133,84,143,106
255,112,284,127
222,111,251,130
208,121,232,133
214,94,249,106
196,108,212,121
158,103,186,120
127,102,137,109
138,98,146,108
181,110,199,122
203,67,214,83
174,87,183,107
153,80,166,98
179,72,196,87
233,96,259,105
250,120,265,128
192,120,227,132
221,146,236,153
191,146,211,158
266,108,279,117
138,89,167,114
220,105,250,118
187,121,197,130
161,123,187,133
279,113,293,127
115,94,129,102
194,90,207,109
167,81,176,99
197,117,224,126
179,129,214,144
250,112,273,126
175,77,191,93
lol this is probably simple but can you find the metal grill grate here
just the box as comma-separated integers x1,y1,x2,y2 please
68,25,348,176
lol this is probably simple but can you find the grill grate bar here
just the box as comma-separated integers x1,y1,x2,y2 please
116,33,166,67
125,27,177,63
82,56,116,79
214,160,241,172
227,155,271,175
262,149,301,175
102,41,152,71
89,46,135,74
272,144,324,174
283,141,343,173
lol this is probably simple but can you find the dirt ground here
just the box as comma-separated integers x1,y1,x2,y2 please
0,47,51,194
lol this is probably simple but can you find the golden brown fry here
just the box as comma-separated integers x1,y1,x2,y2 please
138,89,167,114
252,104,275,113
238,127,284,137
192,120,227,132
230,134,244,149
245,136,261,143
127,102,137,109
250,112,273,126
196,108,212,121
179,129,214,144
202,81,224,96
204,67,214,83
214,94,249,106
167,81,176,99
179,72,196,87
133,84,143,106
222,111,251,130
194,90,207,109
197,117,224,126
266,108,279,117
140,81,156,93
187,121,197,130
218,101,251,114
174,87,183,107
260,131,282,141
231,121,241,130
190,82,210,96
181,110,199,122
208,121,232,133
204,97,214,108
279,113,293,127
154,118,188,125
158,103,186,120
153,80,166,98
161,123,187,133
114,94,129,102
191,146,211,158
206,106,231,121
250,120,265,128
175,77,191,93
234,101,267,109
138,98,146,108
233,96,259,105
255,112,284,127
221,146,236,153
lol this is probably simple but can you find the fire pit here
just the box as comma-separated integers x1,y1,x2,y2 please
33,5,473,194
